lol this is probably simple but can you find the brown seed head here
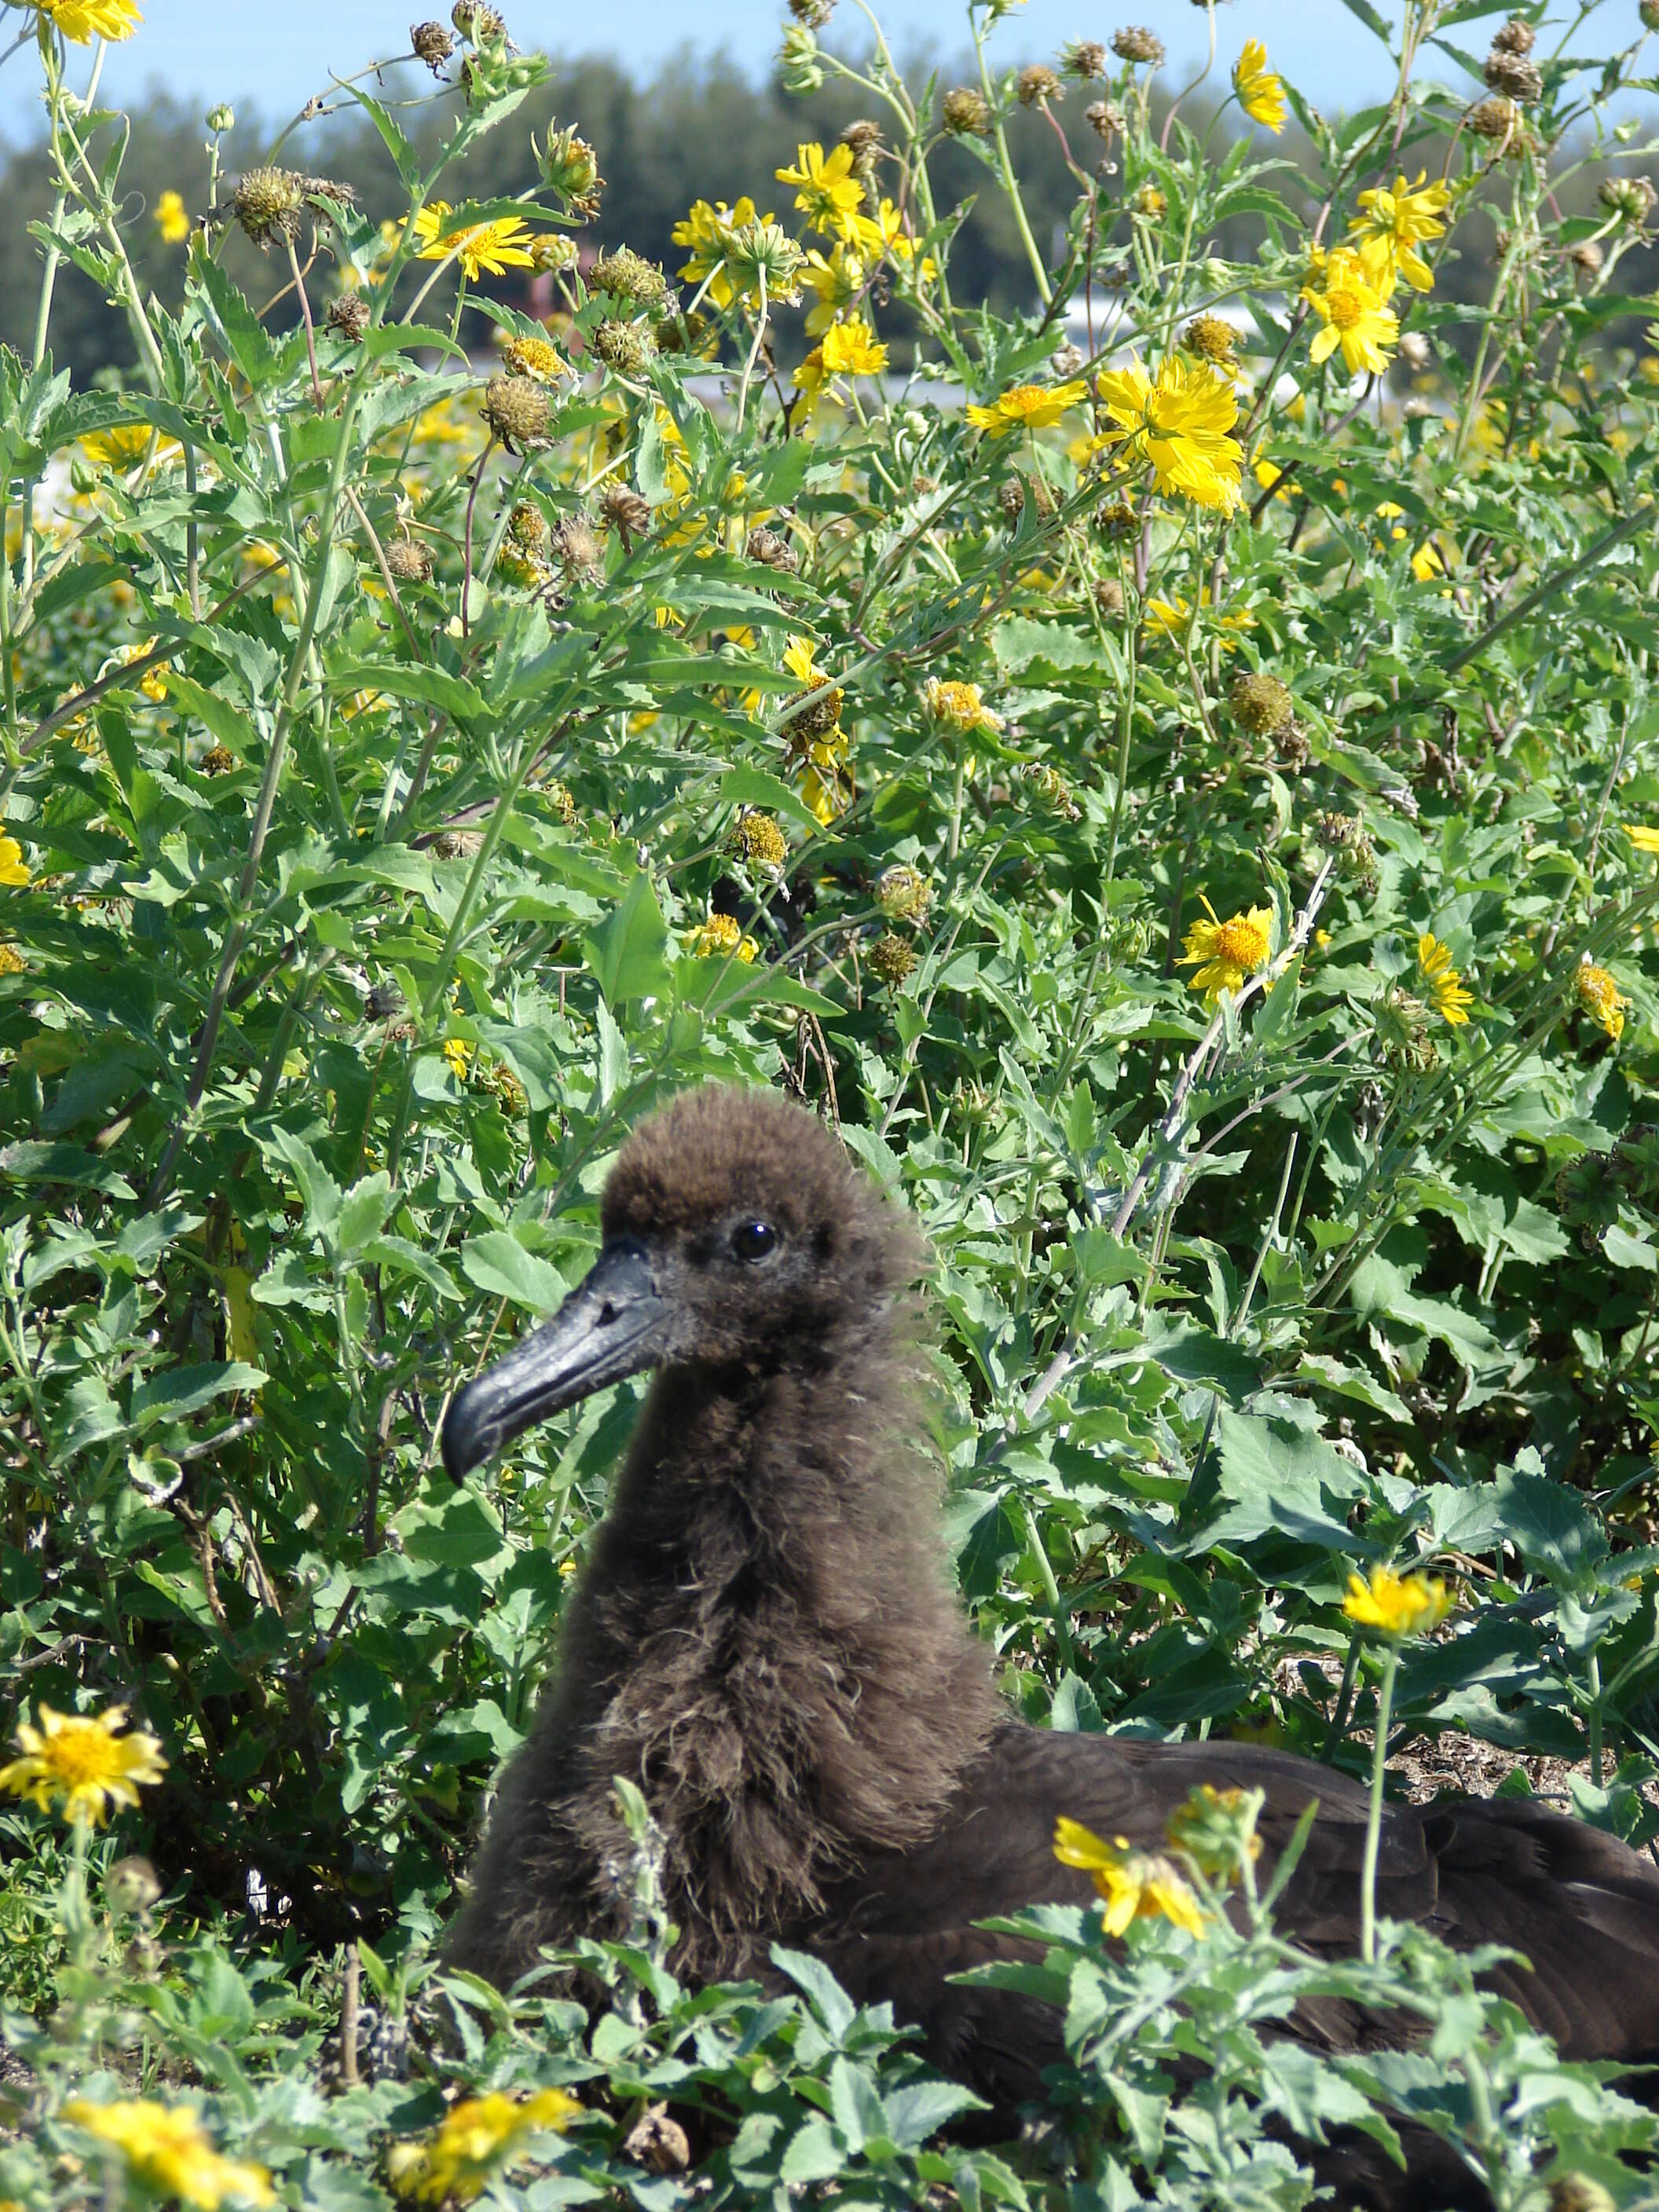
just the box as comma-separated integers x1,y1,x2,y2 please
1017,63,1063,104
600,482,653,543
1184,313,1238,364
412,20,456,68
200,745,235,776
590,319,656,378
870,932,918,986
942,86,993,135
1084,97,1126,140
325,291,371,342
784,683,845,739
231,167,305,247
480,374,551,452
839,117,884,186
1095,577,1126,617
1492,14,1535,53
452,2,506,35
1466,94,1522,141
1229,671,1294,735
1484,46,1543,100
1111,25,1166,64
1093,496,1139,541
551,514,605,577
385,537,432,582
1064,38,1110,78
789,0,835,20
746,525,800,574
588,247,668,306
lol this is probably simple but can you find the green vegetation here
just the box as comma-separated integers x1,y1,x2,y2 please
2,0,1659,2203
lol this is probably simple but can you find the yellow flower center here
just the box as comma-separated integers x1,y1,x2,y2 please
1214,916,1269,968
45,1722,118,1786
1326,282,1367,331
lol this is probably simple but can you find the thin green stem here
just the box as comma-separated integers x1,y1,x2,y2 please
1360,1642,1399,1965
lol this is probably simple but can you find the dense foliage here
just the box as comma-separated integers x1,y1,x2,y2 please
4,0,1659,2203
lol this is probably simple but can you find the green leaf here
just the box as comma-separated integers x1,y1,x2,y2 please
460,1231,569,1313
584,873,672,1006
130,1362,266,1432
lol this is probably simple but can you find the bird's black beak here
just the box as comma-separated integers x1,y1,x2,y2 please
442,1238,665,1481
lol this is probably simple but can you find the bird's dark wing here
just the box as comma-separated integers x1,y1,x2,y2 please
811,1723,1659,2203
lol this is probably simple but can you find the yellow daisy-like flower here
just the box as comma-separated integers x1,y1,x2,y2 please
153,189,189,244
38,0,141,41
386,2089,582,2206
0,830,31,888
441,1038,473,1082
819,316,888,377
1625,824,1659,855
1093,354,1243,511
849,197,937,283
965,379,1089,438
64,2102,270,2210
924,677,1003,733
671,196,767,309
0,943,24,974
1342,1566,1453,1636
802,242,866,336
1576,960,1628,1042
686,913,757,962
1417,933,1474,1025
1232,39,1287,133
1348,170,1450,295
783,635,826,688
1177,895,1273,1005
1053,1818,1208,1939
408,202,538,281
0,1704,166,1827
1303,246,1398,377
775,141,865,240
81,423,183,472
1143,590,1254,647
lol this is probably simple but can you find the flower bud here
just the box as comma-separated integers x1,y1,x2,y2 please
206,101,235,132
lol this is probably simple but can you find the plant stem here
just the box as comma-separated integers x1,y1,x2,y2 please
1360,1641,1399,1964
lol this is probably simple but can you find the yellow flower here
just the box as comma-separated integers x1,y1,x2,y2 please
0,831,31,888
1232,39,1286,132
802,242,866,335
1626,824,1659,855
408,203,538,281
1304,247,1398,377
38,0,141,40
1053,1818,1208,1939
0,1704,166,1826
686,913,757,962
1417,933,1474,1025
1576,960,1628,1042
154,189,189,244
1348,170,1449,295
819,316,888,377
775,142,865,240
965,379,1089,438
500,334,570,383
1411,539,1445,581
0,943,24,974
81,423,183,472
1143,589,1254,646
849,197,937,282
1093,354,1243,511
441,1038,474,1082
924,677,1003,733
1178,895,1273,1005
1164,1783,1264,1884
64,2102,270,2210
783,635,826,688
1342,1566,1452,1636
672,196,767,309
388,2089,580,2205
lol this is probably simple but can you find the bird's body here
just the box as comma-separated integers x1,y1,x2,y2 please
442,1085,1659,2209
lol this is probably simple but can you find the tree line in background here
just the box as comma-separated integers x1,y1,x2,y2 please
0,38,1650,384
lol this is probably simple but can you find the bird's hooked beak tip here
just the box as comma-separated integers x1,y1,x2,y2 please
441,1238,665,1481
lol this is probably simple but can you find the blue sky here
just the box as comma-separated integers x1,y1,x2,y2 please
0,0,1442,144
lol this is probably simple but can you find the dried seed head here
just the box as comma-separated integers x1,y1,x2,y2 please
411,19,456,67
1026,762,1080,819
325,291,371,342
877,862,932,921
529,233,579,273
1466,94,1522,140
942,85,993,135
999,479,1026,523
1316,809,1362,850
622,2109,692,2178
839,117,884,185
588,247,668,306
1084,97,1126,140
1111,25,1166,64
452,2,506,35
505,500,547,552
1569,239,1604,274
1492,14,1535,53
1094,577,1126,617
1093,496,1138,541
1397,329,1431,368
384,537,432,582
725,811,789,870
500,333,569,382
1017,63,1063,104
433,829,484,859
551,513,605,576
1484,46,1543,100
200,744,235,776
789,0,835,20
231,166,305,247
1064,38,1110,78
784,681,844,739
869,931,917,986
1184,313,1238,363
590,318,656,377
1050,342,1085,378
745,525,800,574
1229,671,1294,735
1599,174,1657,224
600,482,653,543
480,373,551,451
298,174,361,215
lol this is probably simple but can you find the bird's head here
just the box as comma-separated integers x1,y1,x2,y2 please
441,1085,917,1480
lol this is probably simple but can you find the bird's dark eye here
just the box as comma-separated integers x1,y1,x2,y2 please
731,1220,778,1262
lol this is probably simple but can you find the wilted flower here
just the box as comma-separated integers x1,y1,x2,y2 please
1466,95,1524,143
1484,44,1543,101
1064,38,1110,79
1417,932,1474,1025
1342,1565,1453,1635
230,167,305,247
1179,895,1273,1005
745,525,799,573
726,811,789,871
500,334,570,383
0,1703,166,1826
326,291,371,342
925,677,1003,732
1053,1818,1208,1937
588,247,668,306
591,319,656,376
1184,313,1238,364
877,862,932,921
64,2101,271,2210
1576,961,1629,1042
600,482,653,547
412,20,456,68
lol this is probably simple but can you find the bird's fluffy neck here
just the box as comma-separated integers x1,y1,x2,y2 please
543,1316,1002,1974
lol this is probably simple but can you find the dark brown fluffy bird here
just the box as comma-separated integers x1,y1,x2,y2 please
441,1085,1659,2209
